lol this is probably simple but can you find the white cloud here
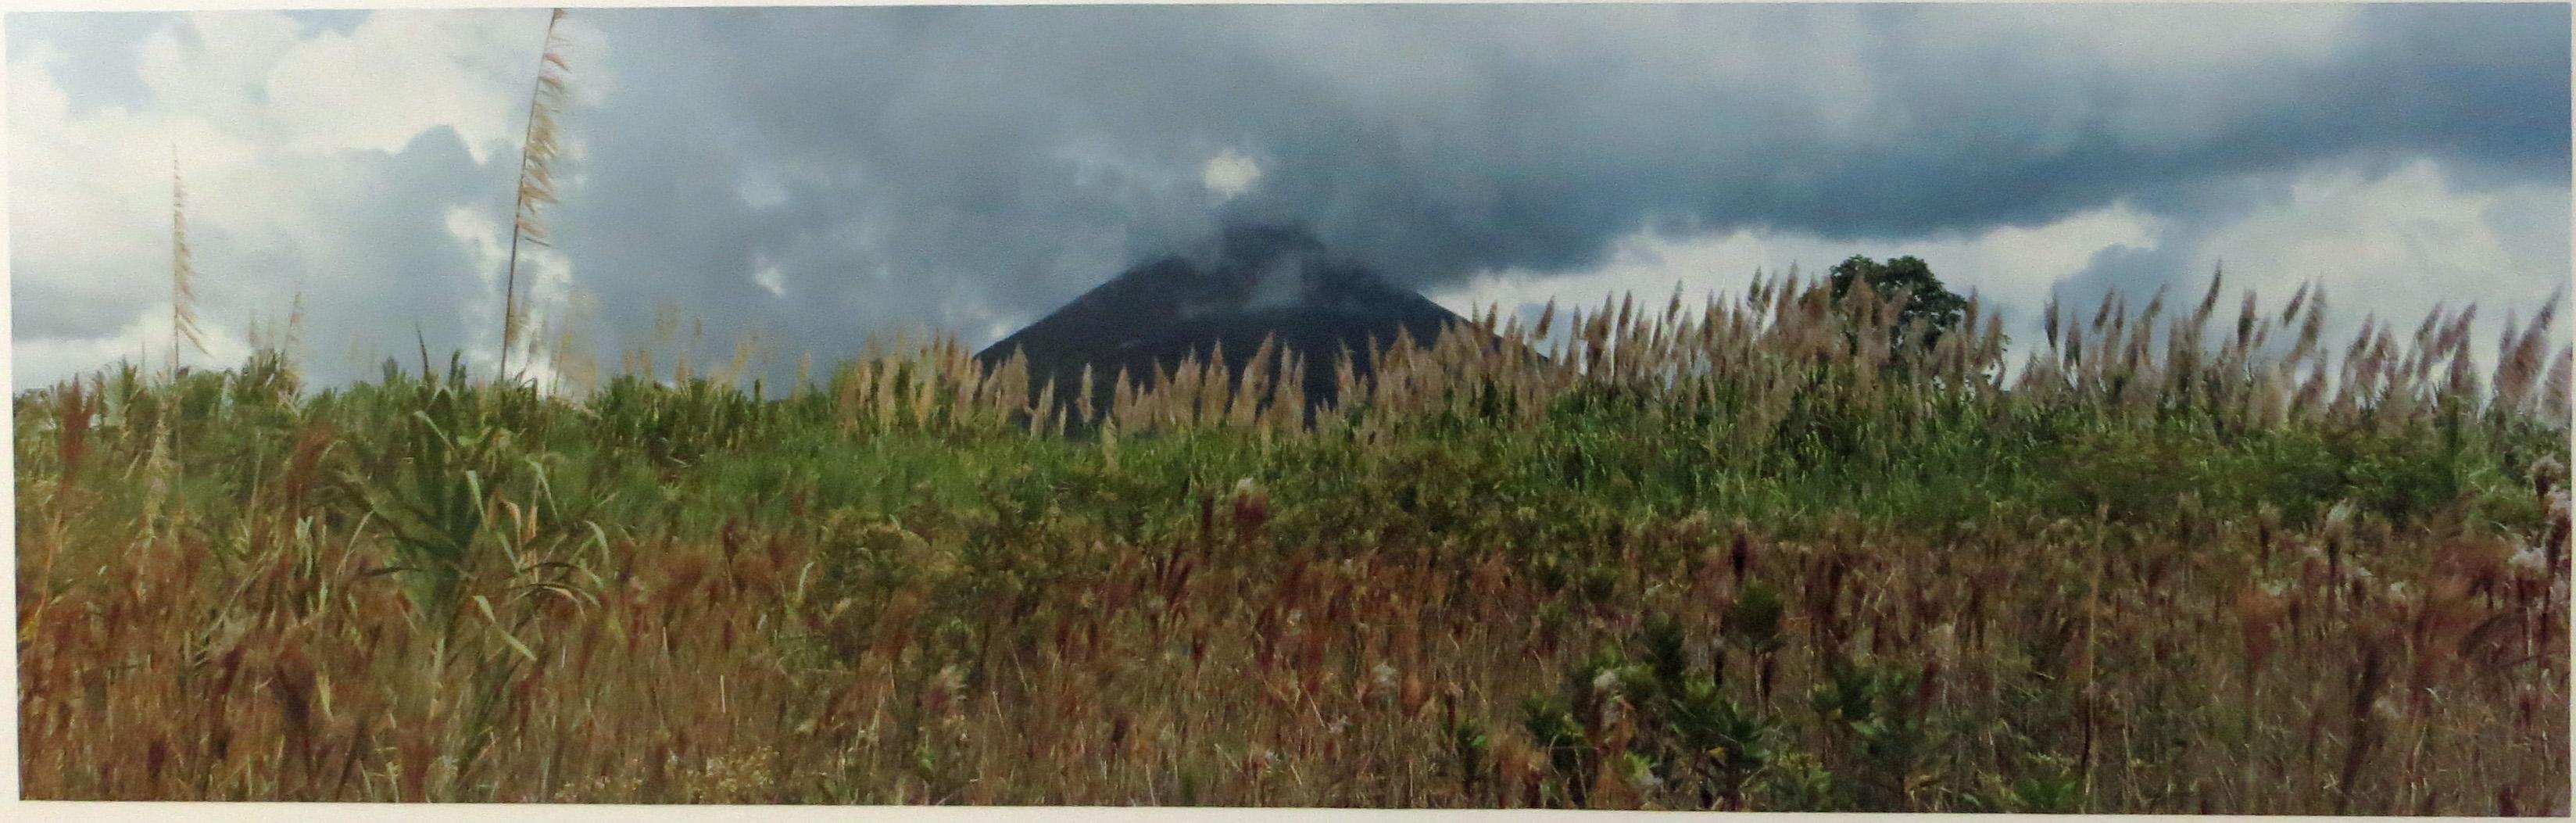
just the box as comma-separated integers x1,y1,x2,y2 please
445,201,581,374
752,260,788,299
120,10,573,165
261,12,532,163
2181,158,2570,369
11,9,604,387
443,203,511,338
12,302,253,384
1429,201,2161,334
1201,148,1264,203
1430,156,2567,374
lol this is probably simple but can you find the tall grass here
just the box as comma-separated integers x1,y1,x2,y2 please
497,8,574,381
15,275,2568,810
169,151,208,380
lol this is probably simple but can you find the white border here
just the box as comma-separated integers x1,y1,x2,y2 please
0,1,2567,821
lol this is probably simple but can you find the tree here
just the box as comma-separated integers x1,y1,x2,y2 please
1826,255,1969,349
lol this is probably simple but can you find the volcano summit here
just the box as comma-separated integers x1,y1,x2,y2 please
975,222,1474,414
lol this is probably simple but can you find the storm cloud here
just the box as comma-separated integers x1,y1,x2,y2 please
9,3,2568,388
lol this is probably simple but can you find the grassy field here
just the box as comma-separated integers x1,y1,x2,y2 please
14,276,2571,811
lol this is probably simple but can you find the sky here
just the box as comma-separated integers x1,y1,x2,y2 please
9,2,2571,390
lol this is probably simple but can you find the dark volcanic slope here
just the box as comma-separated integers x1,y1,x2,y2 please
976,223,1472,413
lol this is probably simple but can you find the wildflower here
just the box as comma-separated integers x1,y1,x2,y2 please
1372,661,1397,692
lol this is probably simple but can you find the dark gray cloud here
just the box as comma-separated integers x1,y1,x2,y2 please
10,4,2569,387
544,4,2566,369
281,9,372,37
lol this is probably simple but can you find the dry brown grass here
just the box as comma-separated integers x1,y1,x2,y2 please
13,275,2570,810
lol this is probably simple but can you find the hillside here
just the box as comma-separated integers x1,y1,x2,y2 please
976,222,1476,414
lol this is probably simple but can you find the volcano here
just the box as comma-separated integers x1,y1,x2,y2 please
975,222,1475,414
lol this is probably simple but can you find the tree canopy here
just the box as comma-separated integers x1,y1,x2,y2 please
1826,255,1969,349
